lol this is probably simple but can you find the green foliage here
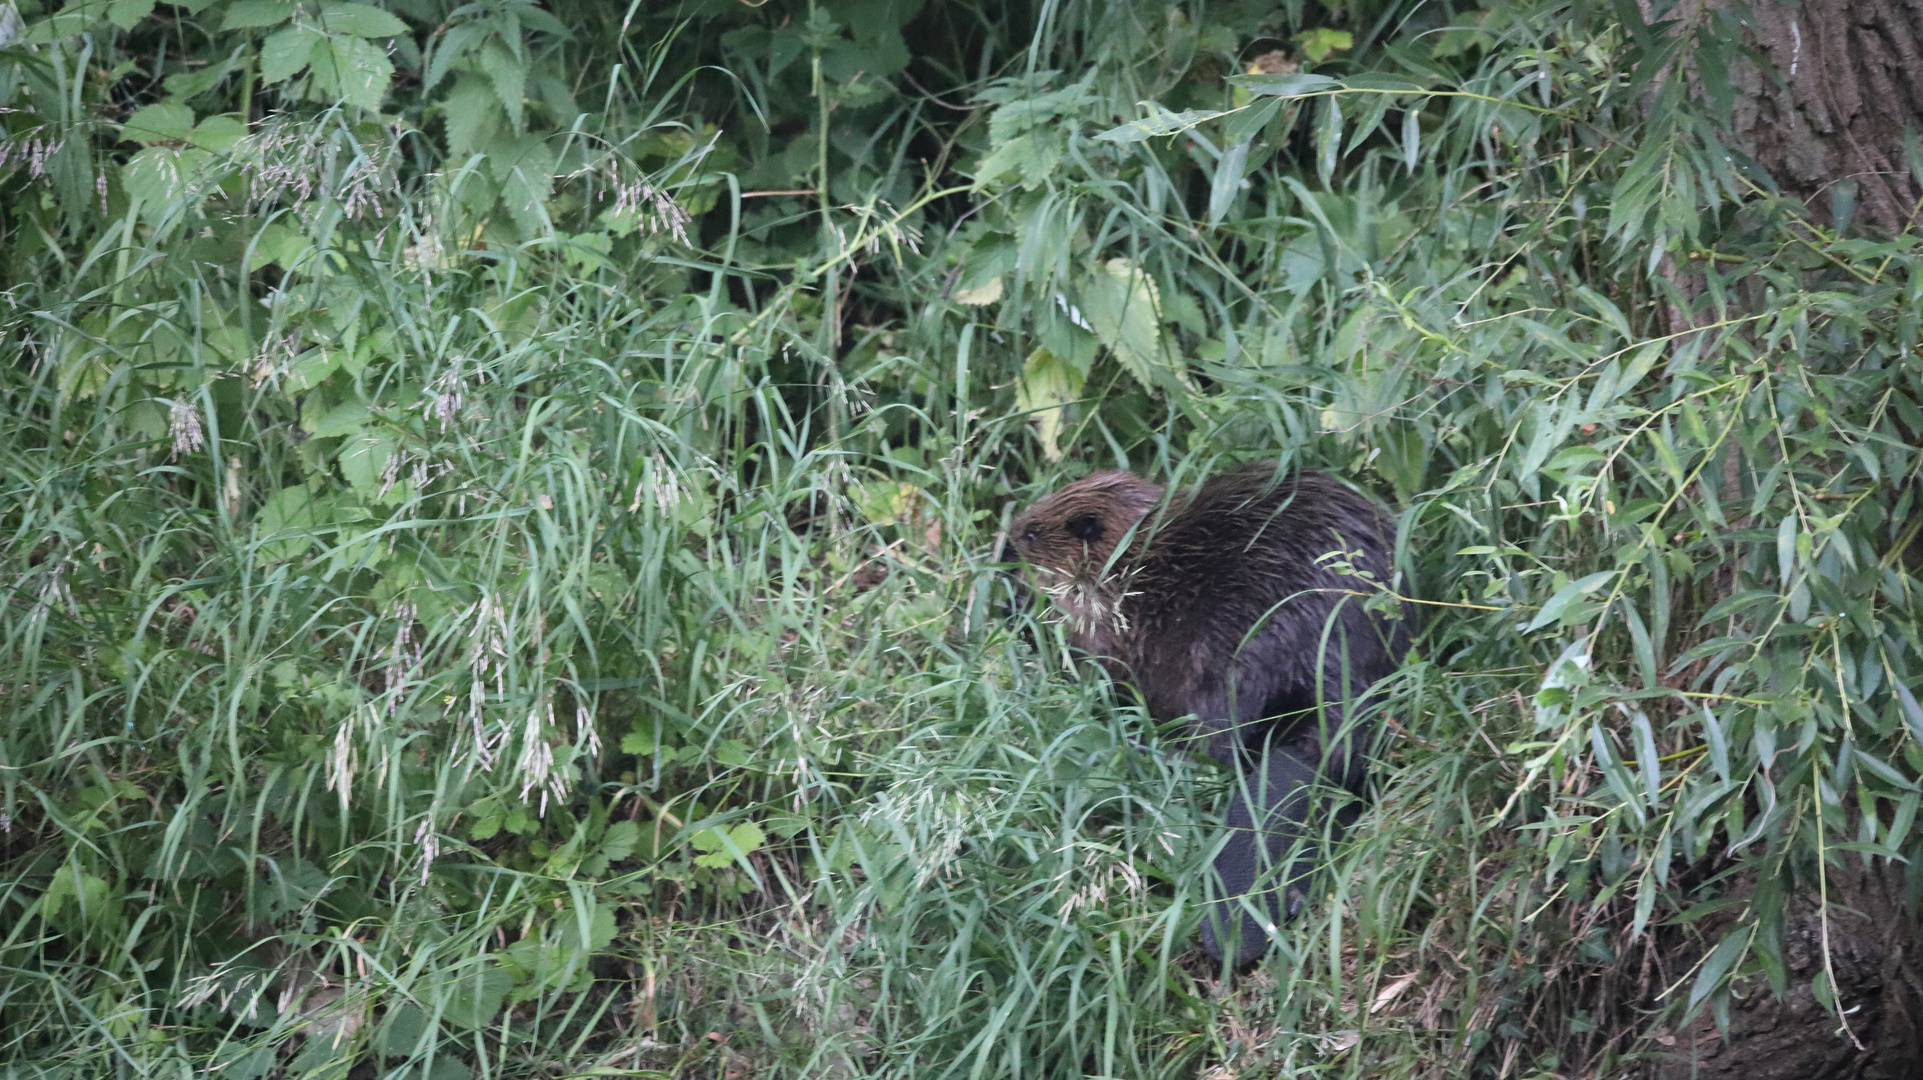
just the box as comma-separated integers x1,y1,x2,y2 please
1,0,1920,1076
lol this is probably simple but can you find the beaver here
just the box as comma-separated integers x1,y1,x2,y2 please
1007,464,1408,964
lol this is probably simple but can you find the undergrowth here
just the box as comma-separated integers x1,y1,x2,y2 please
2,0,1920,1077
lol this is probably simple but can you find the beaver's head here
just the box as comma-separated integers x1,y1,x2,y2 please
1006,471,1165,643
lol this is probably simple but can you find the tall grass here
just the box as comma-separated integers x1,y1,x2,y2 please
3,0,1921,1077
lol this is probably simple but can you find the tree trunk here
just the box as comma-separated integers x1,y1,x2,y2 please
1648,8,1923,1071
1727,0,1923,234
1654,864,1923,1080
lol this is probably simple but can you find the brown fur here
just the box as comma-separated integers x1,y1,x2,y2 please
1009,464,1409,964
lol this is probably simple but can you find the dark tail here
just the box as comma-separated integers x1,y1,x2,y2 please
1198,727,1365,966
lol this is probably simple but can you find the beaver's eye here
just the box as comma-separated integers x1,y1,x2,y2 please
1021,529,1039,545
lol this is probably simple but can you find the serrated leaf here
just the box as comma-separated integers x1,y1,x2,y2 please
952,276,1002,305
259,24,322,83
1077,258,1183,394
338,433,397,493
439,966,509,1030
248,222,312,273
255,481,332,562
442,72,503,160
729,820,765,852
304,400,371,438
121,103,196,145
163,48,247,99
974,132,1060,189
513,3,569,36
122,145,214,206
1014,346,1086,462
988,96,1063,142
422,22,485,93
599,820,638,862
490,133,557,234
284,347,340,391
480,39,528,130
318,2,407,37
309,33,394,110
106,0,154,29
220,0,293,29
189,114,247,153
690,821,766,871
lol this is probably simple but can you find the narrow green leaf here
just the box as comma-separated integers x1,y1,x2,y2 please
1622,600,1656,689
1338,74,1426,92
1895,681,1923,742
1700,707,1730,785
1687,929,1751,1013
1221,97,1280,145
1207,140,1250,226
1591,723,1647,826
1632,711,1662,806
1851,747,1916,791
1696,589,1775,627
1228,72,1339,98
1344,92,1393,156
1315,95,1342,183
1891,791,1920,850
1093,104,1227,142
1524,571,1615,631
1632,874,1657,937
1776,513,1798,583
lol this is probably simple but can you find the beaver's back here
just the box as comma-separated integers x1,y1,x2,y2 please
1120,468,1405,752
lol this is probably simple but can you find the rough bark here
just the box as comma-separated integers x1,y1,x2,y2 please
1728,0,1923,234
1654,862,1923,1080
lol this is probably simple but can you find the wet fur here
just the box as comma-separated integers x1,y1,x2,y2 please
1009,465,1408,964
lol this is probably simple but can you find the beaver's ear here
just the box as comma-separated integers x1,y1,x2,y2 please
1066,513,1105,543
